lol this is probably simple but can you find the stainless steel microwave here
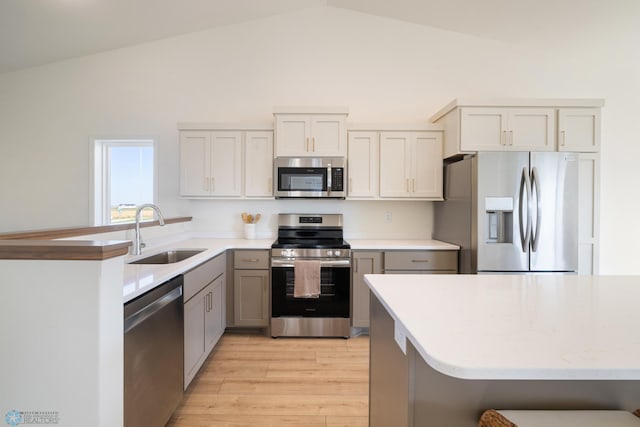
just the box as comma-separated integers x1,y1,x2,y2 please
274,157,346,199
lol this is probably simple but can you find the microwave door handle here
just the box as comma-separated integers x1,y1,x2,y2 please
327,164,332,195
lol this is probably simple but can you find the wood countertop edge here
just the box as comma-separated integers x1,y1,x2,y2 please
0,240,131,260
0,216,192,240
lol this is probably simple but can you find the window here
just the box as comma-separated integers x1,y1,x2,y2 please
93,139,155,225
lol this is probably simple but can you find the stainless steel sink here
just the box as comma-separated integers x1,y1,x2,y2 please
128,249,206,265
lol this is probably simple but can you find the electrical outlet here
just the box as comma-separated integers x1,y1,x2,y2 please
384,212,392,223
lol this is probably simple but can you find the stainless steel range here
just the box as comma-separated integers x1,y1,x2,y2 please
271,213,351,338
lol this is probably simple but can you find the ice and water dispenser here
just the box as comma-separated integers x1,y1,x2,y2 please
485,197,513,243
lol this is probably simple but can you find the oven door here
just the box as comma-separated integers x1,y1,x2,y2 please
271,260,350,318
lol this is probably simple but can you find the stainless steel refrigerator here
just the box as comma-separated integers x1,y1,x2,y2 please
434,152,579,274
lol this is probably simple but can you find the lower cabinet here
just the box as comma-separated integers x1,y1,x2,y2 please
352,250,459,328
352,251,383,328
233,250,270,327
384,250,458,274
183,253,226,389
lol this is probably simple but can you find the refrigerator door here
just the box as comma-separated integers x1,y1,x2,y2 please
477,152,530,272
529,152,579,272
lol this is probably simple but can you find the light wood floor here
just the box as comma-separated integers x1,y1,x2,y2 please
167,333,370,427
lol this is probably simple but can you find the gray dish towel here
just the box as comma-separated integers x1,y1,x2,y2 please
294,260,321,298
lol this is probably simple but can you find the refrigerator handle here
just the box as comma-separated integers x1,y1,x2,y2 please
518,167,531,252
530,167,541,252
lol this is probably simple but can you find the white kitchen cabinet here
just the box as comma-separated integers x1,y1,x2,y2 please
180,130,242,197
432,99,604,158
379,131,443,200
274,113,347,157
558,108,601,152
347,131,379,198
460,108,555,152
233,250,270,327
578,153,600,274
352,251,383,328
183,254,226,389
244,131,273,197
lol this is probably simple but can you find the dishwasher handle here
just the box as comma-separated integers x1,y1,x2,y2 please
124,286,182,334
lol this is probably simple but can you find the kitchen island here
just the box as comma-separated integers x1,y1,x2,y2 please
365,274,640,427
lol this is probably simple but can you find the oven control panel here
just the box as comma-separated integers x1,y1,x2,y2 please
271,248,351,259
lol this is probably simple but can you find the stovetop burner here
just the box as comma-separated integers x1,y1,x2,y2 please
271,213,350,257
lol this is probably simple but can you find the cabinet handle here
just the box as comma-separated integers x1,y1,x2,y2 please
306,137,309,152
412,179,416,193
406,178,410,192
355,258,359,273
560,130,566,146
509,130,514,146
502,131,507,145
411,259,430,263
242,259,259,262
312,137,315,152
205,292,210,312
209,291,213,311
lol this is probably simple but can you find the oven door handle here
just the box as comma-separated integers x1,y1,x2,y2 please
271,259,351,268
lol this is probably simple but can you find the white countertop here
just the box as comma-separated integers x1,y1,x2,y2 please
123,238,272,302
348,239,459,250
365,274,640,380
123,237,458,303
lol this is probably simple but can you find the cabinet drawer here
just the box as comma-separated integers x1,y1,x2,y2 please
234,250,269,269
384,251,458,271
184,252,226,302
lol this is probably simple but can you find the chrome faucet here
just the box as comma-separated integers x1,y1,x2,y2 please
133,204,165,255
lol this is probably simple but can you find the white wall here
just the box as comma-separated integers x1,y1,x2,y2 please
0,7,638,272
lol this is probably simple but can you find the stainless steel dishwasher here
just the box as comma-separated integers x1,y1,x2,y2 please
124,275,184,427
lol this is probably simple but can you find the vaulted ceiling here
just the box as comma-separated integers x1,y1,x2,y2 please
1,0,637,74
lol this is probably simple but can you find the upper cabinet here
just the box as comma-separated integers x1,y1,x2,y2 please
379,131,443,200
180,131,242,197
558,108,601,152
347,131,379,198
274,107,348,157
431,99,604,159
244,131,274,197
460,108,555,152
179,126,273,199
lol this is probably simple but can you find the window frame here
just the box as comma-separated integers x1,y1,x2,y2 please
91,138,157,225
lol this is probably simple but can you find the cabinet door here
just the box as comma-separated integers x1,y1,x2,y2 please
210,131,242,196
460,108,508,151
180,131,211,196
234,269,269,327
412,132,443,199
275,115,311,156
244,131,274,197
347,131,379,198
509,108,555,151
310,115,346,156
184,290,205,388
379,132,411,197
352,251,383,328
204,275,225,354
558,108,601,152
